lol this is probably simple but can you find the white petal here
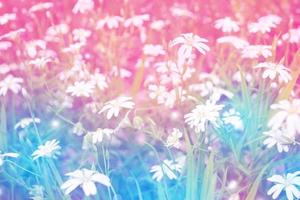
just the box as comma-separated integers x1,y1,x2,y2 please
267,184,284,199
91,173,111,187
286,187,294,200
61,179,82,195
82,181,97,196
268,175,285,184
287,185,300,199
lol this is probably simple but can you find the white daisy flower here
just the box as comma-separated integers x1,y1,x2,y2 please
61,168,111,196
148,84,167,104
241,45,272,59
232,71,253,83
260,14,282,26
0,75,23,96
29,57,51,69
214,17,239,33
170,33,210,59
124,14,150,28
32,139,61,160
267,171,300,200
248,15,281,34
96,16,124,29
46,24,69,38
282,27,300,44
165,128,183,149
90,128,114,144
254,62,291,83
184,101,224,133
0,151,19,166
66,81,95,97
268,99,300,136
72,122,85,136
0,13,16,25
90,73,108,91
170,5,194,18
14,117,41,130
111,66,132,78
222,109,244,130
150,159,183,182
25,40,46,58
99,96,135,119
72,0,94,14
143,44,166,56
150,20,168,30
72,28,91,43
263,128,294,153
62,42,85,53
217,36,249,49
194,81,233,103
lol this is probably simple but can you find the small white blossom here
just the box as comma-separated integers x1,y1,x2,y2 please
170,5,194,18
170,33,209,59
268,99,300,136
150,159,183,182
0,13,16,25
124,14,150,28
62,42,84,53
254,62,291,83
72,122,85,136
150,20,168,30
165,128,183,148
143,44,166,56
248,15,281,34
90,128,114,144
45,24,69,42
14,117,41,130
214,17,239,33
72,28,91,43
282,27,300,44
0,75,23,96
241,45,272,59
111,66,132,78
184,101,224,132
96,16,124,29
25,40,46,58
232,71,253,83
194,81,233,103
100,96,135,119
72,0,94,14
222,109,244,130
29,57,51,69
61,168,111,196
217,36,249,49
66,81,95,97
32,139,61,160
263,128,294,153
90,73,108,91
267,171,300,200
148,84,167,104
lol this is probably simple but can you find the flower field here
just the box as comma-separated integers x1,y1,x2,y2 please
0,0,300,199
